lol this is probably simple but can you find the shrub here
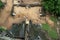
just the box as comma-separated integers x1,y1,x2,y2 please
0,0,4,9
42,23,58,40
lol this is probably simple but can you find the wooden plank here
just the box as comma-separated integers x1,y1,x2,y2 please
13,4,42,7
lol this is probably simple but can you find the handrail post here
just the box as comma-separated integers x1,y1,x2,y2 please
25,19,29,40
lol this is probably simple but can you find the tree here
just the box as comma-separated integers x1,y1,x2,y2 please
0,0,4,9
57,0,60,17
42,0,60,17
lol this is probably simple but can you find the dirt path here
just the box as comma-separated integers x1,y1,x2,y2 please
0,0,14,29
23,0,40,4
0,0,13,25
14,6,46,24
45,15,54,27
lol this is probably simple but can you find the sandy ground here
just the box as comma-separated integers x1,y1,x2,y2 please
14,6,43,24
14,0,40,4
0,0,43,27
0,0,54,29
0,0,13,24
22,0,40,4
0,0,13,29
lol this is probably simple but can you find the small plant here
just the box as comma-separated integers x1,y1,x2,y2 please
0,26,7,32
0,0,4,9
42,23,58,40
50,16,57,22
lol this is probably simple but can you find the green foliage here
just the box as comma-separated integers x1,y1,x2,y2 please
42,23,51,31
48,29,58,39
42,0,54,12
50,16,57,22
0,26,7,31
57,0,60,16
0,0,4,9
42,0,60,16
42,23,58,39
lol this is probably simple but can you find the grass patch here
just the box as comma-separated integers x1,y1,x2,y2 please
42,23,51,31
48,29,58,39
50,16,57,22
0,26,7,31
42,23,58,39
